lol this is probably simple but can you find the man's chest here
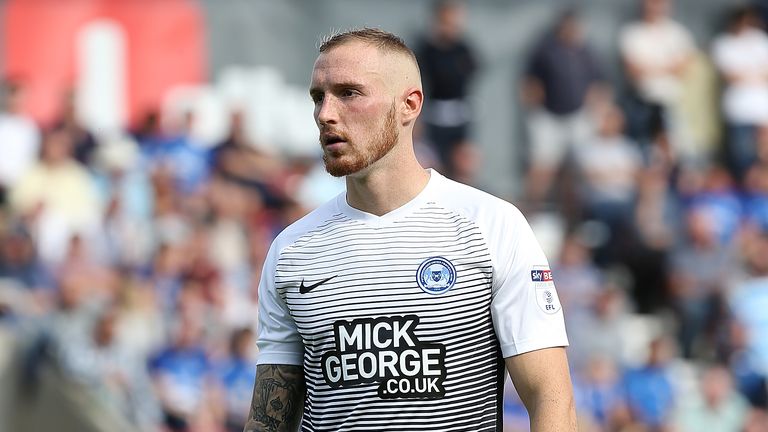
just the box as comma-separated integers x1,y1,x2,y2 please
274,222,494,335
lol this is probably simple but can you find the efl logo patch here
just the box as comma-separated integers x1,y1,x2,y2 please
416,257,457,295
531,266,561,314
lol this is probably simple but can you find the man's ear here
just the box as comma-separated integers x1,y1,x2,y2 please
401,87,423,125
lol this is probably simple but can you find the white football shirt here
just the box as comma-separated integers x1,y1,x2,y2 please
257,170,568,431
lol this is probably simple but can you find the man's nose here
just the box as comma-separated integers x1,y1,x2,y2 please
315,96,339,126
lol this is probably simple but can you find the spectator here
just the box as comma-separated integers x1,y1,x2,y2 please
728,231,768,407
712,6,768,181
93,135,155,267
0,223,50,292
216,327,257,432
552,232,602,319
149,316,220,431
568,284,633,371
743,162,768,232
0,79,40,203
9,129,103,264
141,111,211,195
573,356,631,431
628,163,680,313
58,307,162,430
522,7,608,206
623,337,677,429
51,91,98,167
574,105,642,265
416,0,478,181
668,207,737,358
620,0,696,154
675,365,750,432
678,164,742,246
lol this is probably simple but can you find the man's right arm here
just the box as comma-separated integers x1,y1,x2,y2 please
243,364,306,432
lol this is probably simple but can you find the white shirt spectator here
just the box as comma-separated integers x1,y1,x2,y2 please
0,113,39,188
576,136,643,204
712,28,768,125
621,18,696,106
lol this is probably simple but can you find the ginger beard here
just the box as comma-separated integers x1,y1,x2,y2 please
322,102,399,177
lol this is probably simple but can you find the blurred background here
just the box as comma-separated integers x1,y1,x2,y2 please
1,0,768,431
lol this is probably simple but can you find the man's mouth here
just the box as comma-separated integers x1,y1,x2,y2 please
321,133,347,147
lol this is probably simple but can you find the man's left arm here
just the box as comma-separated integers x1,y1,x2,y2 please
505,347,577,432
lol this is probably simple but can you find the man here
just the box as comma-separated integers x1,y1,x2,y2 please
620,0,696,151
521,8,607,206
415,0,478,182
244,28,576,432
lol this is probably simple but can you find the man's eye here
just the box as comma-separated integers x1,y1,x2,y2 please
341,89,357,98
311,94,324,104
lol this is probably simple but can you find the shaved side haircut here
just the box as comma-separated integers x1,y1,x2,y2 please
319,28,418,65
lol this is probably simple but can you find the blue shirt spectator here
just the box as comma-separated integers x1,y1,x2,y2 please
623,338,676,428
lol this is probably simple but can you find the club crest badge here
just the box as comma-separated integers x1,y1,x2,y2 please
416,257,456,295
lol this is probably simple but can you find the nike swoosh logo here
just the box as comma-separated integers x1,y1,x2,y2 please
299,275,337,294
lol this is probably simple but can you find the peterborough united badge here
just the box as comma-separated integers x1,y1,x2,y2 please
416,256,457,295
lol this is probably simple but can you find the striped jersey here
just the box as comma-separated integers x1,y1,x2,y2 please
256,170,568,431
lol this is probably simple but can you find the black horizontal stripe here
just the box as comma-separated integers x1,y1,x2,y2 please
289,287,492,322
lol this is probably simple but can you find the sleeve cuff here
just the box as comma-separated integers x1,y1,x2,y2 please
255,351,304,366
500,335,570,358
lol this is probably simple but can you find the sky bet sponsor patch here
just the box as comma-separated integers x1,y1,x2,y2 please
530,268,553,282
531,266,562,314
321,315,446,399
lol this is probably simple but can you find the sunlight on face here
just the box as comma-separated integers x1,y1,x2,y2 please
310,42,400,177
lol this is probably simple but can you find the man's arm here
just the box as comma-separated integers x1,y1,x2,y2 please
505,347,577,432
243,364,306,432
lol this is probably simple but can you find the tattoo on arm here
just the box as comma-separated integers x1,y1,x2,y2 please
243,364,306,432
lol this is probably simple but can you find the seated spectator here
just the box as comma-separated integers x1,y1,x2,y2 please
668,207,738,358
51,91,97,167
0,223,50,292
93,135,155,267
623,337,677,429
573,356,631,431
141,110,211,195
552,233,602,319
743,163,768,232
575,105,642,265
216,327,257,432
57,307,162,430
728,231,768,407
568,284,632,371
149,317,220,431
678,164,742,246
712,6,768,181
212,109,287,208
9,129,103,265
675,365,749,432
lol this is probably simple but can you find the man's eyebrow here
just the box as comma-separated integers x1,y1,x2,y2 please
332,81,365,90
310,82,366,96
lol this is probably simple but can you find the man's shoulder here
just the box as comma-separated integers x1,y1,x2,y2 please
271,193,344,251
432,175,523,224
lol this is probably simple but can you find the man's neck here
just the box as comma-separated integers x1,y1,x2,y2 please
344,148,430,217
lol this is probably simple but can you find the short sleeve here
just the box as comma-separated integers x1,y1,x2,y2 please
256,241,304,365
488,206,569,358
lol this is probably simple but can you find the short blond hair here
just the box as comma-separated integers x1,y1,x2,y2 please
318,27,417,64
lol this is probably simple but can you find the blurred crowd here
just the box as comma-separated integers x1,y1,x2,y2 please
506,0,768,431
1,0,768,431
